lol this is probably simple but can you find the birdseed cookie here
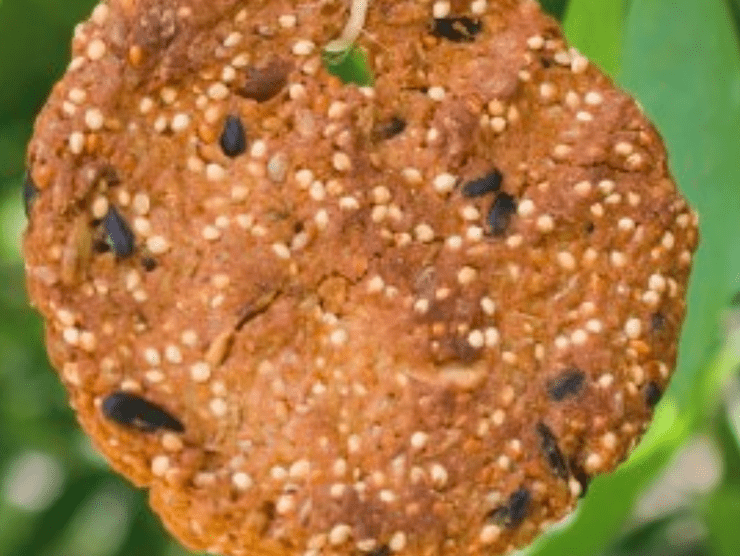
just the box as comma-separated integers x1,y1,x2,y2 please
23,0,699,555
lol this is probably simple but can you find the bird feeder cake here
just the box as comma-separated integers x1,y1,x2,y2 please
22,1,699,555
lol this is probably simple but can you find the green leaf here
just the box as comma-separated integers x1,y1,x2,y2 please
703,484,740,556
619,0,740,413
323,45,374,87
538,0,570,20
563,0,627,76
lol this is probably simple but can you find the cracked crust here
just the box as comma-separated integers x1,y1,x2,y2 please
23,1,698,555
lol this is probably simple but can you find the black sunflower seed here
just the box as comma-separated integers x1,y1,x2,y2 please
461,169,503,198
487,192,517,235
644,381,662,408
373,116,407,140
367,545,390,556
102,391,184,432
488,488,531,528
535,422,569,480
23,171,39,218
141,256,157,271
547,367,586,401
650,311,666,332
220,115,247,157
431,17,482,42
103,206,135,258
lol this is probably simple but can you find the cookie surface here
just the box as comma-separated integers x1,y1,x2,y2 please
23,1,698,555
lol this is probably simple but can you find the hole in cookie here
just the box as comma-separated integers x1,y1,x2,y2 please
430,17,482,42
237,59,291,102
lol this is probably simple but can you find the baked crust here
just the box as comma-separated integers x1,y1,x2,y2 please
23,1,698,555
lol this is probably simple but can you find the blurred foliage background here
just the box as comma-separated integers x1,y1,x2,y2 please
1,0,740,555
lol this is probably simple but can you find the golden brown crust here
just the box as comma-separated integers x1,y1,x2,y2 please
24,1,698,555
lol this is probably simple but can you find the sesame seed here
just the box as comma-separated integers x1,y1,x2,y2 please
267,153,289,182
171,113,191,132
389,532,407,552
527,35,545,50
132,193,150,216
86,38,107,60
571,54,589,73
585,452,603,472
432,0,451,18
430,463,448,488
330,329,348,346
610,251,627,267
468,330,485,348
433,173,456,194
232,472,253,490
250,140,267,158
209,398,228,417
272,243,291,260
207,82,229,100
490,116,507,133
485,327,500,347
428,86,446,101
625,317,642,339
190,362,211,382
308,184,326,201
573,180,592,196
662,232,675,250
339,196,360,210
410,431,428,450
517,199,535,217
202,225,221,241
278,14,297,28
413,299,430,314
206,163,226,181
458,266,477,285
586,319,603,333
571,329,588,345
414,223,435,243
292,39,316,56
471,0,488,14
164,345,182,364
332,152,352,172
585,91,603,105
446,235,463,250
328,524,352,546
557,251,576,271
160,87,177,104
536,214,554,233
223,31,242,48
161,433,183,452
68,132,85,154
480,524,501,545
146,236,169,254
84,108,104,130
144,347,161,366
480,297,496,315
151,455,170,477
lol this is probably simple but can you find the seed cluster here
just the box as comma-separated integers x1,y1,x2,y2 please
21,1,699,556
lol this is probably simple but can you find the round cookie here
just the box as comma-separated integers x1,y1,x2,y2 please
23,1,699,555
